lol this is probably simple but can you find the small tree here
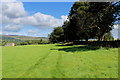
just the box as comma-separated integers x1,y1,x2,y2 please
1,40,7,46
49,27,64,43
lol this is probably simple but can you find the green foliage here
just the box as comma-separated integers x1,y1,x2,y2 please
0,36,25,46
17,39,49,45
64,2,92,41
63,2,119,42
0,38,49,46
3,44,118,78
88,2,119,41
1,40,7,46
49,27,65,43
0,35,49,46
0,40,17,46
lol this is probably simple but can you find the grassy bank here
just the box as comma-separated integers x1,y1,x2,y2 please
2,44,118,78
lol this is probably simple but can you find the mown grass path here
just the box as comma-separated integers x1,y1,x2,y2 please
2,44,118,78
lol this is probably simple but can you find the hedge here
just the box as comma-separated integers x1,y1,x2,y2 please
73,40,120,48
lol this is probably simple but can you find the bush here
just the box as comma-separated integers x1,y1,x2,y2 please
16,39,49,46
73,40,120,48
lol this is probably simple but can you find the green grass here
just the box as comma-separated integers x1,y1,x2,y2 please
2,44,118,78
0,46,2,79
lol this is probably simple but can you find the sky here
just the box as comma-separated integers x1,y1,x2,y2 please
1,0,120,39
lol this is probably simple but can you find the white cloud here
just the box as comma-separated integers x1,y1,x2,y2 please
61,15,68,22
1,1,27,24
1,0,68,37
111,24,120,39
2,31,24,36
27,29,39,34
113,24,120,29
1,1,68,30
2,12,68,28
2,2,27,18
4,24,23,32
27,29,43,37
0,0,16,2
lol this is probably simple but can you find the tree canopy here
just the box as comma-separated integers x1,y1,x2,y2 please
49,27,64,43
49,2,119,43
63,2,119,41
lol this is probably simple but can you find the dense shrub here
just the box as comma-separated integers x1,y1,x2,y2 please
16,39,49,46
73,40,120,48
0,40,14,46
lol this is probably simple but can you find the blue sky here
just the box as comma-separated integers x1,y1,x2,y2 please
23,2,74,37
2,2,74,37
2,1,119,39
23,2,73,18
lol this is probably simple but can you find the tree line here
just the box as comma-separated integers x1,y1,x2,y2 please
17,39,49,45
49,2,120,43
1,39,49,46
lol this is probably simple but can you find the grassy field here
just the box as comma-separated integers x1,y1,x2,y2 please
2,44,118,78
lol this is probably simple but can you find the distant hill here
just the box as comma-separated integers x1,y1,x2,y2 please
0,36,22,42
0,35,48,42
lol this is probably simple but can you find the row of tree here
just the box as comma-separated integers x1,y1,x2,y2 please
1,39,49,46
17,39,49,45
49,2,119,43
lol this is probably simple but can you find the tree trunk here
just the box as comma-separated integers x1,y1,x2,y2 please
98,35,102,41
98,34,104,41
85,38,88,41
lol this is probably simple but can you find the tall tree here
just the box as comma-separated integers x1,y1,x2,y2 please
63,2,120,41
89,2,120,41
49,27,64,43
63,2,93,41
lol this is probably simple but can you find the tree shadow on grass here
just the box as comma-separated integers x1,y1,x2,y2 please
55,44,73,46
52,45,100,52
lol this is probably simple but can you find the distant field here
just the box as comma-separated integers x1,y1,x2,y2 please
2,44,118,78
